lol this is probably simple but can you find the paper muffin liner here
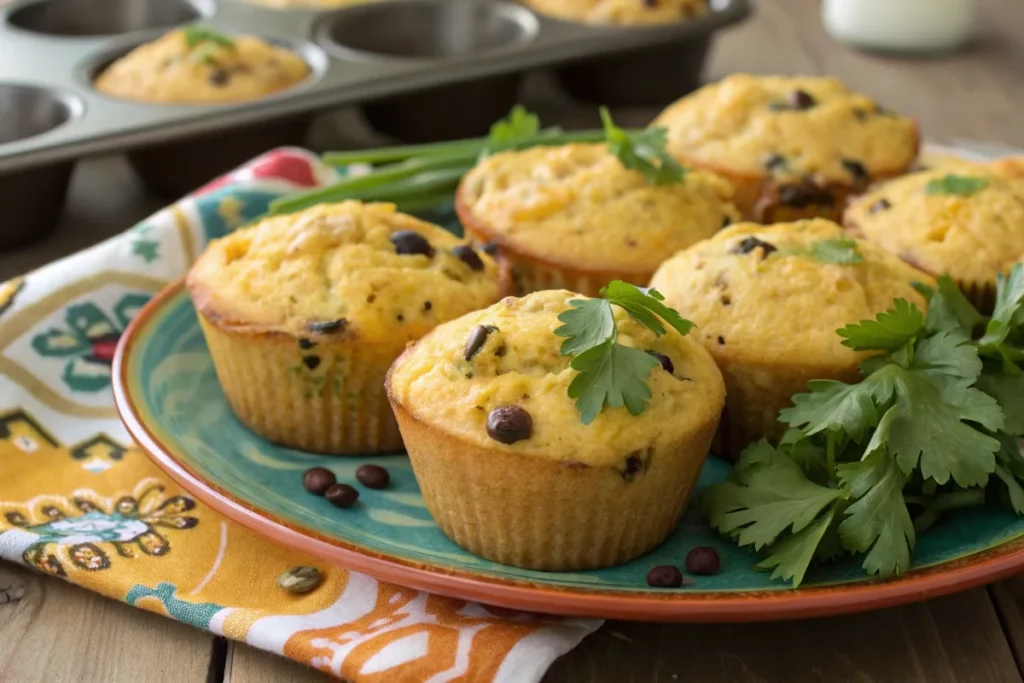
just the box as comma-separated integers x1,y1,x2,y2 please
388,400,718,571
712,358,861,461
959,278,997,314
198,315,402,454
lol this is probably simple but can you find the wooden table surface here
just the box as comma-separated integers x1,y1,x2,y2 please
3,0,1024,680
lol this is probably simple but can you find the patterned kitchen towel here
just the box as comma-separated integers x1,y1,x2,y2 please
0,148,600,682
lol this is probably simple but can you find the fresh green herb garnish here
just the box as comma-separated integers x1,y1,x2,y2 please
600,107,685,186
774,238,864,265
924,174,989,197
487,105,540,147
268,106,643,217
183,25,235,49
704,265,1024,586
555,281,694,424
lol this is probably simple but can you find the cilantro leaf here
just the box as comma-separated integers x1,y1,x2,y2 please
488,105,541,146
979,265,1024,365
780,369,897,441
837,299,924,352
182,25,234,48
600,107,684,186
757,506,837,587
924,174,989,197
977,373,1024,435
995,464,1024,515
916,274,984,336
837,452,915,578
554,298,615,356
994,432,1024,514
566,340,658,425
806,238,864,265
865,340,1002,487
913,329,983,381
703,441,845,551
600,281,694,338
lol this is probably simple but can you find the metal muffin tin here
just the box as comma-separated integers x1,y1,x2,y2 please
0,0,749,241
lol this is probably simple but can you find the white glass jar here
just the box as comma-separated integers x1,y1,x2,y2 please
822,0,977,54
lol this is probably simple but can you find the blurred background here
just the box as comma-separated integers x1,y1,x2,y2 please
0,0,1020,278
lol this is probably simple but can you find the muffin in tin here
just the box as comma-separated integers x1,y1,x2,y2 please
522,0,708,25
386,289,725,570
456,143,742,296
649,219,931,458
187,201,509,454
652,74,920,222
844,163,1024,310
94,28,310,104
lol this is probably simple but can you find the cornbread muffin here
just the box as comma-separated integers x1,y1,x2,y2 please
522,0,707,25
386,289,725,570
652,74,920,222
649,219,931,458
456,143,742,296
845,163,1024,310
94,28,310,104
989,156,1024,180
188,201,508,454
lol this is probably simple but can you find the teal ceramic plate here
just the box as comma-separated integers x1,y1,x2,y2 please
114,280,1024,622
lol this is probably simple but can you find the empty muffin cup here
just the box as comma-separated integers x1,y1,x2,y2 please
0,83,80,249
555,38,711,107
7,0,208,37
319,0,534,142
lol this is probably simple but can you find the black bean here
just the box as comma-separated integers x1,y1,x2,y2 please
764,153,787,172
685,546,720,575
788,89,816,110
720,215,732,229
307,318,347,334
302,355,320,370
646,565,684,588
325,483,359,508
464,324,494,361
622,455,644,482
642,0,657,7
841,158,868,183
298,338,315,350
390,230,434,257
486,405,532,444
303,467,336,495
853,108,869,121
208,68,230,87
717,335,726,345
482,241,500,256
423,301,432,311
778,183,835,209
647,351,674,375
356,464,390,490
730,237,778,258
869,198,892,213
452,245,484,271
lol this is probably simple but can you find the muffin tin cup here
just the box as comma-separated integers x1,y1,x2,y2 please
0,0,751,184
362,74,524,144
0,82,82,248
554,36,711,107
127,116,312,199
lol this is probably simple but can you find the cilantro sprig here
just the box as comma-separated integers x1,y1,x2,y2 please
704,265,1024,586
925,174,989,197
773,238,864,265
182,25,235,49
555,281,694,424
600,107,685,186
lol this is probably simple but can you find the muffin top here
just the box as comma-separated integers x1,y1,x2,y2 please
521,0,707,25
648,219,931,368
94,28,310,104
989,156,1024,180
387,289,725,469
187,202,505,349
652,74,919,186
457,143,741,274
845,164,1024,286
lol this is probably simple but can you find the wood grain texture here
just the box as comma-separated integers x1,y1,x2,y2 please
227,643,333,683
0,563,214,683
544,590,1021,683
